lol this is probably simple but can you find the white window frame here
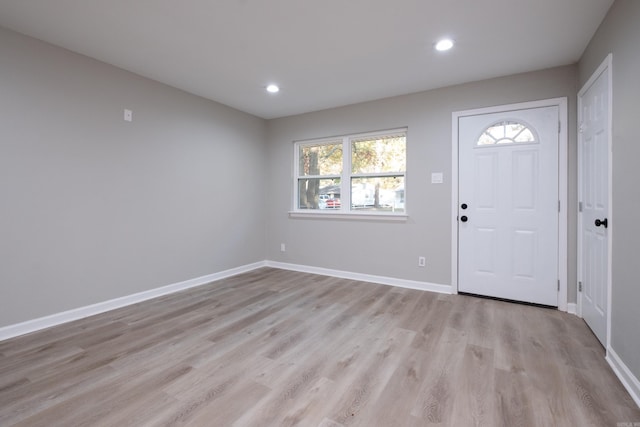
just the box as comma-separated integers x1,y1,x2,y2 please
290,128,408,221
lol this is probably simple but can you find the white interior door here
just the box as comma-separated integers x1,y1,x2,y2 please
578,57,611,346
458,106,559,306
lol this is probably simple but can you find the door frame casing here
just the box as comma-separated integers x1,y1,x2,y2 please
451,98,569,311
577,53,613,350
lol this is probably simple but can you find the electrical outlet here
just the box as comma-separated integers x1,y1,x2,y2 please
280,243,286,252
418,256,426,267
124,109,133,122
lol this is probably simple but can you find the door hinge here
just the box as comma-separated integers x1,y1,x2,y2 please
579,201,583,212
558,121,561,133
579,122,584,134
557,280,560,291
578,281,582,292
558,200,561,212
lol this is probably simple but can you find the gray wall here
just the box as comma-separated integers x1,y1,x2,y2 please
0,24,584,332
266,66,578,293
0,27,267,327
578,0,640,383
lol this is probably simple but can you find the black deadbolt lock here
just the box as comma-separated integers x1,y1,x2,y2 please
461,203,468,210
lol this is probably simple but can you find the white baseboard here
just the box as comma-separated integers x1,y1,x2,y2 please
265,260,452,295
607,346,640,408
0,260,448,342
0,261,267,342
566,302,577,315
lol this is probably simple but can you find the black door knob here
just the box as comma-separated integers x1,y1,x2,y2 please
461,203,468,210
595,218,608,228
460,215,468,222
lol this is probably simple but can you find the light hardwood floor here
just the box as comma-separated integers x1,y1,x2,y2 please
1,268,639,426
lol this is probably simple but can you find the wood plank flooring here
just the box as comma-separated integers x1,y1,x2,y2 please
1,268,639,426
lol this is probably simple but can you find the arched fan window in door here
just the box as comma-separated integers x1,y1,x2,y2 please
476,120,538,146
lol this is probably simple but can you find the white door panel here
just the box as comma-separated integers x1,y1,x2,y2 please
579,59,610,346
458,106,559,306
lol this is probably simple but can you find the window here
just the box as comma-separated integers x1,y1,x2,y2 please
294,129,407,215
476,120,537,146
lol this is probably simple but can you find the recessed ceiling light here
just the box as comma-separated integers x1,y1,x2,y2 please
266,84,280,93
435,38,454,52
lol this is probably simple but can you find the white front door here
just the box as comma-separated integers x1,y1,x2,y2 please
458,106,559,306
578,56,611,346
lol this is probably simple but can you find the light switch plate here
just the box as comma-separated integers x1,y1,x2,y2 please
431,172,443,184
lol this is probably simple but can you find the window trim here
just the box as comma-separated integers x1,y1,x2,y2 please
292,128,407,218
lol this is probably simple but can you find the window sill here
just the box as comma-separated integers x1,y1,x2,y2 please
288,211,408,222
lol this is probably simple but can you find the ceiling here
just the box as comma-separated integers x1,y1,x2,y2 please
0,0,613,119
